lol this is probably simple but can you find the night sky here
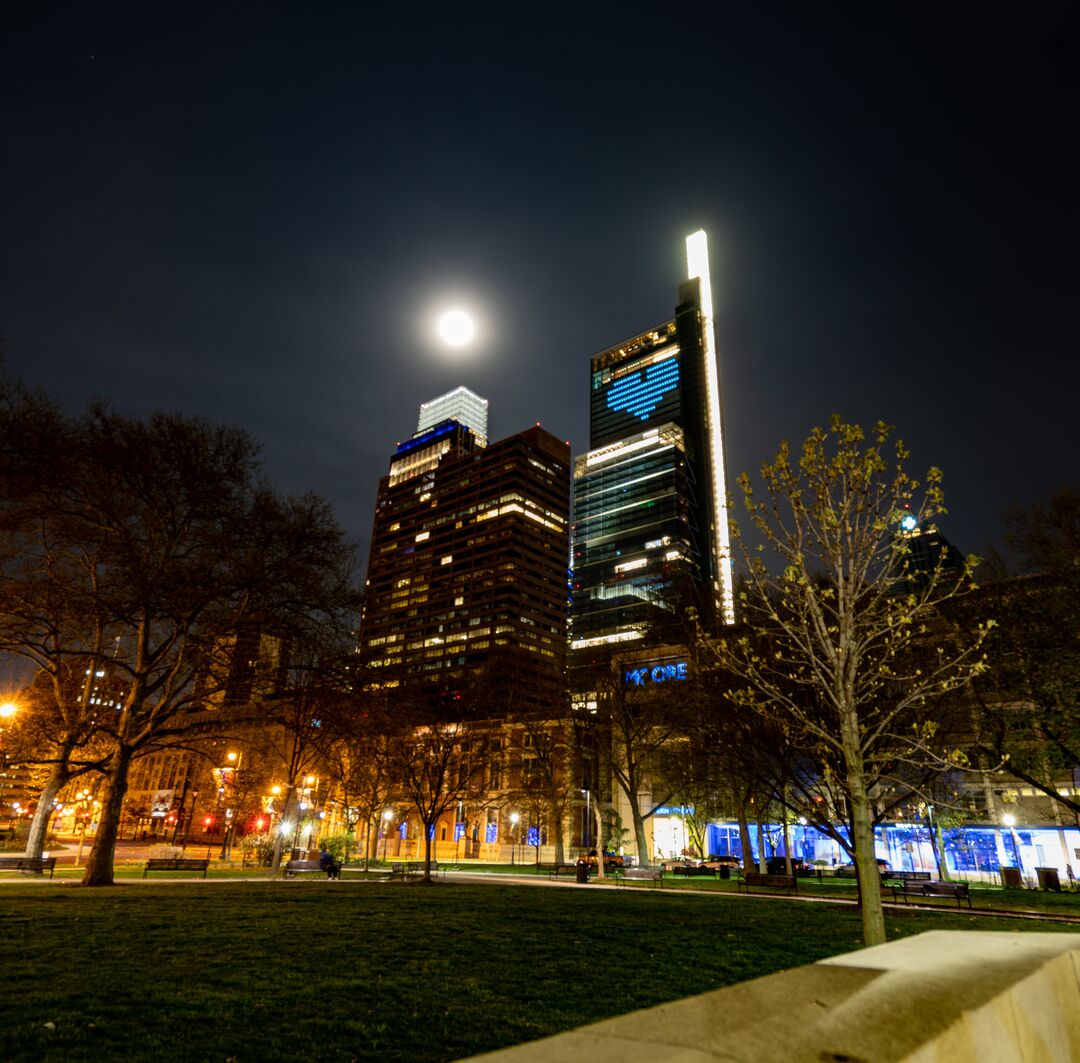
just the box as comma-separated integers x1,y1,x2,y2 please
3,9,1076,566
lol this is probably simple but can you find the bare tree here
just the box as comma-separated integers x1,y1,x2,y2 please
387,705,489,883
1,397,359,884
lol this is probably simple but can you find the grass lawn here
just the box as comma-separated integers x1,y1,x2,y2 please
2,881,1077,1062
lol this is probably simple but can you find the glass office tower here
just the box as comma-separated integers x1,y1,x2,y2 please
570,232,734,649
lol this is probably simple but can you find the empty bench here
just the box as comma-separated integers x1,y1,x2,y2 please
891,879,972,908
539,863,578,878
143,858,210,878
671,864,717,878
385,861,444,881
0,856,57,878
883,870,932,885
616,868,662,888
738,872,798,895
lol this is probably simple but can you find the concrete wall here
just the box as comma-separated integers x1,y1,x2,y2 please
465,931,1080,1062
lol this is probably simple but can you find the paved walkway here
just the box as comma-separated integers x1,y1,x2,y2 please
5,861,1079,925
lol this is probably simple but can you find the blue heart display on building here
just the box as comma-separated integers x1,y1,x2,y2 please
606,357,679,420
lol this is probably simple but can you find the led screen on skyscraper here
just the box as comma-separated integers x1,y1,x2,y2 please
589,326,683,449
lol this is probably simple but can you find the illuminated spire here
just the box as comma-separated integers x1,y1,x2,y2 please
686,230,735,625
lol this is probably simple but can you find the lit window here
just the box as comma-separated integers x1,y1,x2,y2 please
415,531,430,542
441,555,453,565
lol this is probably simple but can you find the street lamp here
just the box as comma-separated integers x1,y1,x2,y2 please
382,808,393,863
509,812,520,866
455,800,464,865
0,700,15,760
1002,813,1024,882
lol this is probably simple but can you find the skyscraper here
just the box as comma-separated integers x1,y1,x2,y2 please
357,393,571,717
416,385,489,444
570,231,734,649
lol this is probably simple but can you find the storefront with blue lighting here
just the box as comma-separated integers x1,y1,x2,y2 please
654,815,1080,884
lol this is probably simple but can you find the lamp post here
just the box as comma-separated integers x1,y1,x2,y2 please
581,788,590,852
300,775,318,852
266,784,282,838
382,808,393,863
72,789,94,867
0,701,17,776
509,812,519,866
1003,813,1024,884
455,800,463,864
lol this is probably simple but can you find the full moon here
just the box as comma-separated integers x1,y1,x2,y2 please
437,309,476,347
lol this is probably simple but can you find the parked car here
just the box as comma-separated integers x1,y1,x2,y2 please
834,858,891,876
764,856,813,876
580,849,625,870
699,854,741,870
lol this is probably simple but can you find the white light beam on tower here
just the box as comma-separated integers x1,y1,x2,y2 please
686,229,736,625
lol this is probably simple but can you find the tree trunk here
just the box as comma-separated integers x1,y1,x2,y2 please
781,799,793,876
736,804,754,871
841,717,886,946
592,800,605,882
548,796,565,864
24,764,69,859
755,813,767,873
630,800,651,868
422,822,433,882
930,822,948,881
270,786,297,869
82,743,135,887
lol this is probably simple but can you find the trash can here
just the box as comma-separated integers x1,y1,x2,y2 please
1000,866,1023,888
719,865,730,880
1035,866,1061,892
575,860,589,884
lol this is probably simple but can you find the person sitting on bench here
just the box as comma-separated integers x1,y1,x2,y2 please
319,849,340,879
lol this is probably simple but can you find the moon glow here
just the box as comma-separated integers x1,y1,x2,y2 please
437,309,476,347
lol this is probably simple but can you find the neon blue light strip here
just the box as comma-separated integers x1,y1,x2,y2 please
394,419,465,457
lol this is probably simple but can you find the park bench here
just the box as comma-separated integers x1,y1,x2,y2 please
891,879,972,908
283,858,339,878
671,864,716,878
143,857,210,878
385,861,444,881
539,862,578,878
883,870,932,885
0,855,57,878
615,868,663,888
738,872,798,895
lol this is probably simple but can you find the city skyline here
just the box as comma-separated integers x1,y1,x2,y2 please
2,10,1075,570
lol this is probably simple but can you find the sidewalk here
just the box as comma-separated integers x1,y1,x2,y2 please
6,860,1079,925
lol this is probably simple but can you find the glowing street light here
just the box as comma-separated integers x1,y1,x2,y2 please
509,812,520,866
382,808,394,863
1002,813,1024,884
